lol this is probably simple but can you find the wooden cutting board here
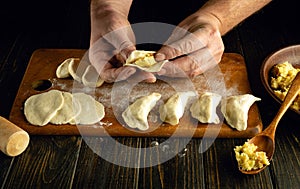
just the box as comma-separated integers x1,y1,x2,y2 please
9,49,263,138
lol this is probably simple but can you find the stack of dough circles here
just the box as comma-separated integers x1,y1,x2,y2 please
24,90,64,126
24,89,105,126
50,92,81,124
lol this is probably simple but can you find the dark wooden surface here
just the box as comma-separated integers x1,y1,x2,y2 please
1,0,300,188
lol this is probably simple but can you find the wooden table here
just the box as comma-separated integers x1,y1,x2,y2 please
1,0,300,188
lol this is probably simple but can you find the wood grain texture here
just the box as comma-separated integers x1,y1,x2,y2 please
1,0,300,188
1,136,81,188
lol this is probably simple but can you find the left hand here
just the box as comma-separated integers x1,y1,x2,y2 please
155,12,224,78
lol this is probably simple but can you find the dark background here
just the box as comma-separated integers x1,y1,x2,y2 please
1,0,300,188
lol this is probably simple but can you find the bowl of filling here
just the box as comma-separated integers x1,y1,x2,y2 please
261,45,300,117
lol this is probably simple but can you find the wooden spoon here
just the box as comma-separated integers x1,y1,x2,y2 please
239,72,300,174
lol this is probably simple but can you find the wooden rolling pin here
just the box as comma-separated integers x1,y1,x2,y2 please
0,116,30,156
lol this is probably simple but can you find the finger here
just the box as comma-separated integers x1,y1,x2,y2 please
127,70,157,83
110,46,136,67
103,25,136,53
156,61,187,78
176,49,219,76
157,48,219,78
156,30,207,61
89,37,115,66
141,72,157,83
100,63,137,83
119,45,136,61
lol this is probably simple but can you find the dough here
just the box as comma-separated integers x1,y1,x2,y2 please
71,93,105,125
57,57,104,88
190,92,222,124
159,91,196,125
82,65,104,87
122,92,161,131
56,58,75,78
50,92,81,124
124,50,168,72
221,94,261,131
24,90,64,126
68,58,88,83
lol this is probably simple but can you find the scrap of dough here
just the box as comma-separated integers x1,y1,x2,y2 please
82,65,104,87
221,94,261,131
190,92,222,124
24,90,64,126
122,92,161,131
56,58,74,78
50,92,81,125
159,91,196,125
124,50,168,72
71,93,105,125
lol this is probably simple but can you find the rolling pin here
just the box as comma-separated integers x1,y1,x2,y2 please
0,116,30,157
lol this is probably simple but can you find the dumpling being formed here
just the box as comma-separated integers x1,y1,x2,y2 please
159,91,196,125
122,92,161,131
190,92,222,124
124,50,168,72
221,94,261,131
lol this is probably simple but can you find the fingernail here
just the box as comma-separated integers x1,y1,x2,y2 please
146,76,157,83
155,53,166,61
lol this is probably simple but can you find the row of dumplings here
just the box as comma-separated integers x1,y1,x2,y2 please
122,91,261,131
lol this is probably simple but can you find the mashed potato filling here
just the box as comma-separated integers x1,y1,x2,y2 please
270,61,300,111
234,141,270,171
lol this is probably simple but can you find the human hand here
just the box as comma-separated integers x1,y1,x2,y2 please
89,2,156,83
155,12,224,78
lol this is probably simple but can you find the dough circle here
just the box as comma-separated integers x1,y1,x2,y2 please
72,93,105,125
24,90,64,126
50,92,81,124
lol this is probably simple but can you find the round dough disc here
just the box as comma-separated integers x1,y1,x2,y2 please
24,90,64,126
72,93,105,125
50,92,81,124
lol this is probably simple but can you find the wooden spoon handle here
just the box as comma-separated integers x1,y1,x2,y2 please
266,72,300,134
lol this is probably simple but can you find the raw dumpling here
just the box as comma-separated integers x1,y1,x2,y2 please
82,65,104,87
190,92,222,124
221,94,261,131
122,92,161,131
124,50,168,72
68,57,85,82
56,58,74,78
159,91,196,125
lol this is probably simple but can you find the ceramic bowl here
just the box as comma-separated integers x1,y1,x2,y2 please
260,44,300,117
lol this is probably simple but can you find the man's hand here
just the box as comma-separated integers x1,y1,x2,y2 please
155,12,224,78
